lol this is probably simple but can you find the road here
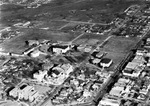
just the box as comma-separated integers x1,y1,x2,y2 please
69,33,85,44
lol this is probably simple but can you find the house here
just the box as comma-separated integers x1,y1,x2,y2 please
77,45,86,51
100,58,113,68
146,38,150,44
96,52,104,58
84,46,92,53
136,49,147,56
132,55,146,64
92,58,101,65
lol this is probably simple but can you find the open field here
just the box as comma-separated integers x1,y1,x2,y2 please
100,36,140,53
73,33,110,45
1,0,144,27
33,20,69,30
0,28,81,53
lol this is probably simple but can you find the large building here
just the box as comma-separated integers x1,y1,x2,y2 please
51,44,72,54
9,84,40,102
33,64,74,85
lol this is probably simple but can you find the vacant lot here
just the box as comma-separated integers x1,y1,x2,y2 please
34,20,69,30
73,33,110,45
101,36,139,53
1,0,144,26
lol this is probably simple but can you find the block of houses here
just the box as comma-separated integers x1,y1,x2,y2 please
136,49,147,56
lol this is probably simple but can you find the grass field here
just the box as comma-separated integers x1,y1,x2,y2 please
34,20,69,30
101,36,140,53
1,0,144,26
73,33,110,45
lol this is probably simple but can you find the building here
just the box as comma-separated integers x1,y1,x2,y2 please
146,38,150,44
29,49,46,58
9,84,40,102
33,70,47,82
84,46,92,53
39,44,49,53
9,87,19,98
42,64,73,85
100,58,113,68
51,44,72,54
136,49,147,56
92,58,101,65
122,62,143,77
25,40,39,46
109,86,124,97
98,97,121,106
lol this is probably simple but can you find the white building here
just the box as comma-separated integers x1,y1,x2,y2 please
52,45,71,54
30,49,46,58
9,87,19,98
100,58,113,68
99,97,121,106
9,84,39,102
44,64,74,85
33,70,47,82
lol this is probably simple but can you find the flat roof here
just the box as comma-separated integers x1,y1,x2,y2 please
100,58,112,64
